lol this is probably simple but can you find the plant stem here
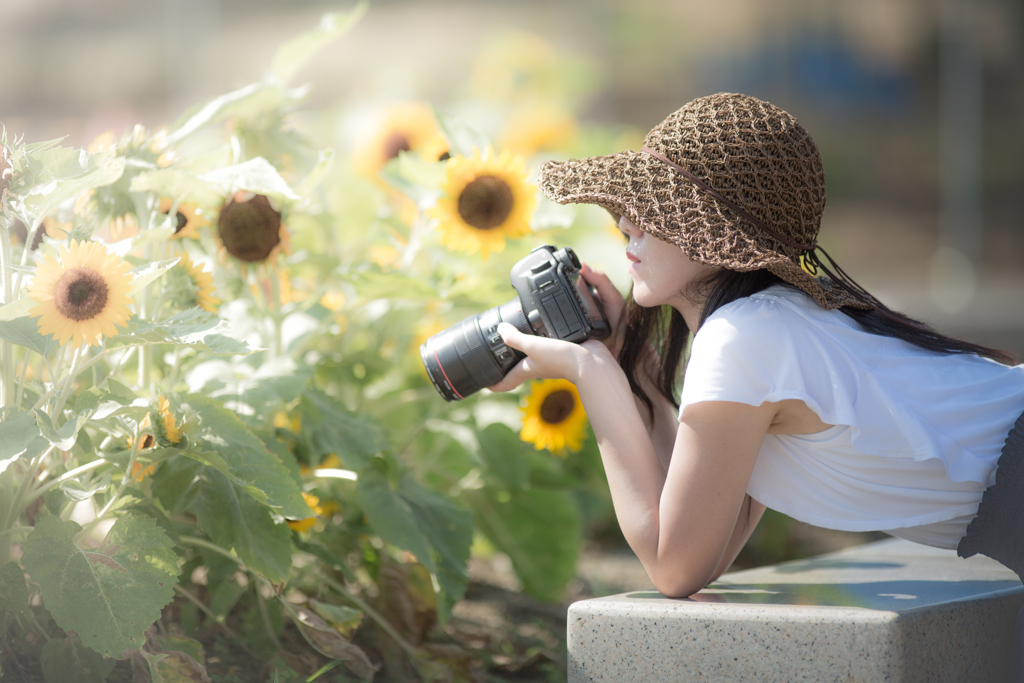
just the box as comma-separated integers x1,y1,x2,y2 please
24,457,108,506
15,349,32,411
0,220,13,409
255,580,282,649
51,343,84,418
179,536,248,570
173,584,243,642
317,573,419,658
75,427,139,541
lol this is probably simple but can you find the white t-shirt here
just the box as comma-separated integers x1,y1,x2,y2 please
678,285,1024,549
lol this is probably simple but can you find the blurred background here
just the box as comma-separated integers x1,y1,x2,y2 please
2,0,1022,356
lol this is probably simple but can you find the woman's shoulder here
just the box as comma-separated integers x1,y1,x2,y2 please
700,285,840,339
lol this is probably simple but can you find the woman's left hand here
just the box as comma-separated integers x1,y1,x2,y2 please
487,323,614,392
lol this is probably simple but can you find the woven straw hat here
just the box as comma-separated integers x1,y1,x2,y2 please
538,92,870,310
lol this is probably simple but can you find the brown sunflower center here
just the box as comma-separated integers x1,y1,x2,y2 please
457,175,514,230
173,211,188,234
140,434,155,450
53,267,109,321
382,132,412,161
539,390,576,425
217,193,282,263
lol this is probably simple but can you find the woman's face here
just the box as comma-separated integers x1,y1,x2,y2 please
619,216,713,311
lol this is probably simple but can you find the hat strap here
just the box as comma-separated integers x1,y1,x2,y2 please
640,146,881,309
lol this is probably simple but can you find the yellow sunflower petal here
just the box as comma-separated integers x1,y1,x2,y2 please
427,148,536,260
28,239,135,348
519,379,588,455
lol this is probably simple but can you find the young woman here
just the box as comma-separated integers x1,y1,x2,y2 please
490,92,1024,599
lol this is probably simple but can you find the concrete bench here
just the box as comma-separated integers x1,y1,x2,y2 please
567,538,1023,682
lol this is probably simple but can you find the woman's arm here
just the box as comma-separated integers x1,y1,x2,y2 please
491,325,774,598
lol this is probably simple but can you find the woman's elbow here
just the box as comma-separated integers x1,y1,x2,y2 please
648,567,712,599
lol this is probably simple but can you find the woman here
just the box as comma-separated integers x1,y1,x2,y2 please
490,92,1024,599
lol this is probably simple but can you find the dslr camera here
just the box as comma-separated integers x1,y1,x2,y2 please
420,245,610,401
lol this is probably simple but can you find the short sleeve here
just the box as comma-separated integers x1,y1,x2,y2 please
679,293,848,424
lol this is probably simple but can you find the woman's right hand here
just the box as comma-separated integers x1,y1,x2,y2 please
578,263,628,358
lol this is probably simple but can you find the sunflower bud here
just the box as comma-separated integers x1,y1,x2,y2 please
217,192,282,263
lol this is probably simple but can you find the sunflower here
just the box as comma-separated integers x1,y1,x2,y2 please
499,105,578,157
29,240,134,348
353,102,448,178
216,191,289,265
159,197,210,240
287,492,323,532
177,251,220,312
428,149,536,260
153,395,181,446
519,379,588,455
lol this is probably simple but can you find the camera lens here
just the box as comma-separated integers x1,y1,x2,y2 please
420,300,529,401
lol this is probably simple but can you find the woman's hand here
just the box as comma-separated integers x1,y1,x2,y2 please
578,263,628,357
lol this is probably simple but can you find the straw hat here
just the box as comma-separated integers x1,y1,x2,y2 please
538,92,871,310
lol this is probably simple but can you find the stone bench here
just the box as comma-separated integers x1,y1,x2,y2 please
567,538,1023,682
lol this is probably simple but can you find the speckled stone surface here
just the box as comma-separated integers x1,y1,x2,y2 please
568,539,1023,683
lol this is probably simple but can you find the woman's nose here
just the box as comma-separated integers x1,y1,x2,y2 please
619,216,642,238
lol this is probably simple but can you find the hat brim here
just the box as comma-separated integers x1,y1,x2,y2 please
538,152,868,310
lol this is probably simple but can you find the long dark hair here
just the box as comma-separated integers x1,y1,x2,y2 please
619,269,1018,422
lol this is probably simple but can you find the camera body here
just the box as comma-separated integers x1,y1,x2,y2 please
421,245,610,401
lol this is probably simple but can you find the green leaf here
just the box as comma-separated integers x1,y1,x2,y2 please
129,258,180,296
105,379,137,405
299,390,386,470
470,487,581,603
60,474,111,502
128,168,223,206
199,157,299,200
0,297,35,322
0,561,29,617
103,309,254,356
294,148,336,199
34,409,89,451
0,316,58,355
357,469,472,621
164,82,265,146
22,514,178,658
203,356,312,426
477,423,530,490
13,145,126,229
379,152,445,208
184,394,309,518
184,461,295,582
345,269,439,302
432,106,492,158
136,648,210,683
294,540,355,582
269,5,368,83
0,409,49,475
74,387,102,414
40,637,115,683
532,194,576,231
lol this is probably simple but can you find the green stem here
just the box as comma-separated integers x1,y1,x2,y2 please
173,584,245,645
178,536,248,570
0,220,13,409
24,457,108,506
270,272,283,358
317,573,419,658
75,427,139,541
5,443,56,539
0,525,33,539
255,580,282,650
15,348,32,410
51,344,84,418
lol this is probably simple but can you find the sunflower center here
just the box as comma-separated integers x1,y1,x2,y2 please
539,390,576,425
53,268,109,321
457,175,514,230
217,193,282,263
382,132,412,161
173,211,188,234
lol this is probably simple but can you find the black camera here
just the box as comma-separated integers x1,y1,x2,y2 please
420,245,610,401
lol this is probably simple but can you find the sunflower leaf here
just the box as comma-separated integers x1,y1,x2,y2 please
182,393,310,519
268,4,368,84
298,390,386,471
103,309,254,356
21,514,178,659
164,81,264,146
0,297,35,322
129,257,180,296
294,147,336,200
129,168,224,206
34,409,89,451
469,486,581,603
40,636,116,683
0,315,58,355
10,145,126,230
199,157,299,200
356,467,472,623
0,561,30,617
431,106,492,158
